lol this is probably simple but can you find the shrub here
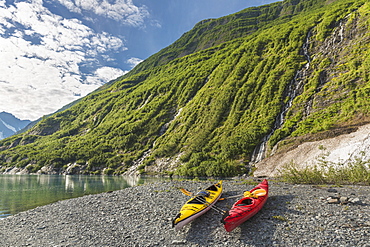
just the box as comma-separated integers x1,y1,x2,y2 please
278,156,370,185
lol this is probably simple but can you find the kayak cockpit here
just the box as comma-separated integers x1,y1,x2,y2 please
206,184,219,191
236,198,253,207
187,198,205,204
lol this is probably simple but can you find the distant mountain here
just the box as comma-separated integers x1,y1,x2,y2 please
0,112,31,140
0,0,370,177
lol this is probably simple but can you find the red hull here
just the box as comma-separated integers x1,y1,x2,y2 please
222,179,268,232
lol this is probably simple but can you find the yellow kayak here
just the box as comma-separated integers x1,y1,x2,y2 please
172,181,223,230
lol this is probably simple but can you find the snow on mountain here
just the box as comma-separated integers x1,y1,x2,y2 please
0,112,31,140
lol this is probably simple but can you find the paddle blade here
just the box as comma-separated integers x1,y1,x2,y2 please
243,191,252,197
220,210,230,224
180,188,193,196
243,189,267,198
252,189,267,197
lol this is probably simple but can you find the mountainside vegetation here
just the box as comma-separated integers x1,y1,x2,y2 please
1,0,370,177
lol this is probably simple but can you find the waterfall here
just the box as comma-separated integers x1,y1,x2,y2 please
250,31,312,164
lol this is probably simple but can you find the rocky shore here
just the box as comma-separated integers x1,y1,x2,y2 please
0,179,369,247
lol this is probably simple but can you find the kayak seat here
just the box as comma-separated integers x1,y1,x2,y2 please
236,199,252,206
196,191,210,197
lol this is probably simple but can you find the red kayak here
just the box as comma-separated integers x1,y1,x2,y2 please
221,179,268,232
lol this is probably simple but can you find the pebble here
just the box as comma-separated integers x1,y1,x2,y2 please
0,180,369,247
328,198,340,204
327,188,338,193
349,197,361,204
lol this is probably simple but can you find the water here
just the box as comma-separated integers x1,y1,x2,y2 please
0,174,166,219
251,31,312,163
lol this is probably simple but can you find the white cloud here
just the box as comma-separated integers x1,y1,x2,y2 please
150,19,162,28
83,66,127,87
94,66,127,81
0,0,127,120
127,57,143,68
55,0,150,26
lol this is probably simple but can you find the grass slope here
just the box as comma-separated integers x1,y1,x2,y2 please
0,0,369,177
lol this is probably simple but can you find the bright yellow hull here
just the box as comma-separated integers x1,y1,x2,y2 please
172,181,223,230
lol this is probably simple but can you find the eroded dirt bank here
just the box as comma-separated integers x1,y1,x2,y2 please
254,123,370,177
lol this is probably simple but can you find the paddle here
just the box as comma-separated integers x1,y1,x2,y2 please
179,188,226,215
218,189,267,200
219,194,243,200
179,188,192,196
180,188,266,199
243,189,267,198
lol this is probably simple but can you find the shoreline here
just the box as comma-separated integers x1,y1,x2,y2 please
1,179,369,246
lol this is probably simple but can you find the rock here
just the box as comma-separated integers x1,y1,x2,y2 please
327,188,338,193
171,240,187,245
64,163,85,175
339,197,349,204
0,180,369,247
38,165,60,175
327,198,340,204
349,198,361,204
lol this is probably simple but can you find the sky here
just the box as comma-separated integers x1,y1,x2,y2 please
0,0,279,121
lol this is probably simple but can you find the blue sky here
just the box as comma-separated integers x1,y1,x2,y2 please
125,0,280,60
0,0,278,120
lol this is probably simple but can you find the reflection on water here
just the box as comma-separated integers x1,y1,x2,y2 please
0,174,167,219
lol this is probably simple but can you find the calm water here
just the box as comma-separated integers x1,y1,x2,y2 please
0,174,166,219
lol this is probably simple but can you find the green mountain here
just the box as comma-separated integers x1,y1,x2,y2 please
1,0,369,177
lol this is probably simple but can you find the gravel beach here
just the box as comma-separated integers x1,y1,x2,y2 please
0,179,369,247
